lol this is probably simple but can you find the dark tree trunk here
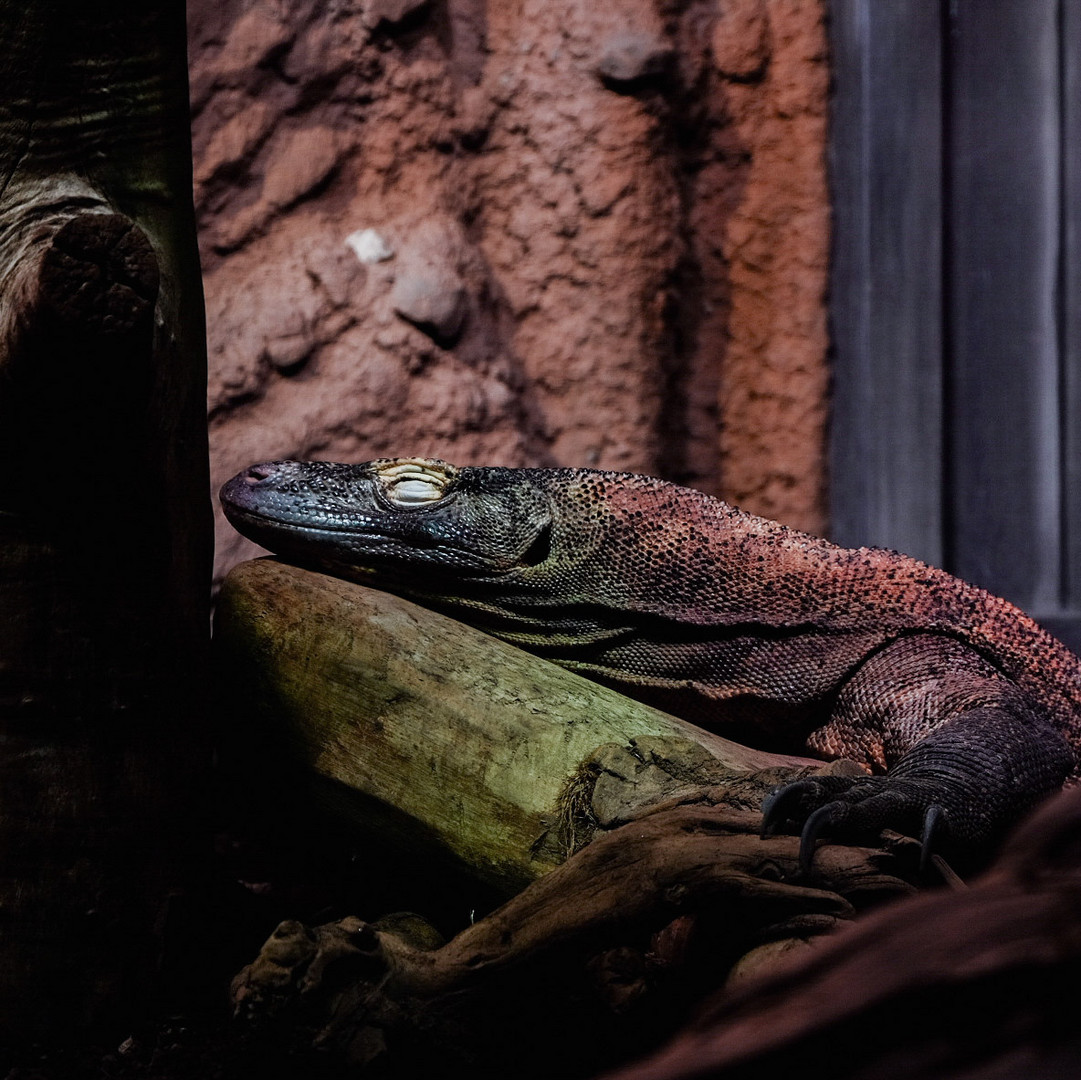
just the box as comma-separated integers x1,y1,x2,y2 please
0,0,210,1051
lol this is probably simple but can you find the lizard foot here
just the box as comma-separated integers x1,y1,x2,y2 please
761,775,951,873
761,706,1075,873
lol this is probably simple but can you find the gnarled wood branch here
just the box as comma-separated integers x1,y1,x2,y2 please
230,797,915,1078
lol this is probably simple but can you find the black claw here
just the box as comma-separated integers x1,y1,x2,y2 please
759,789,783,839
798,802,841,873
760,780,815,839
919,804,948,875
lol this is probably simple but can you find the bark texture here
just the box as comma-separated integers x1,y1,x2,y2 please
232,800,914,1079
0,0,210,1048
188,0,831,583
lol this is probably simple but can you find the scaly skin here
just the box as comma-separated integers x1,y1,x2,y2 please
221,458,1079,859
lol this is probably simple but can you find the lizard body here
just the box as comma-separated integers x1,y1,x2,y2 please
221,458,1078,856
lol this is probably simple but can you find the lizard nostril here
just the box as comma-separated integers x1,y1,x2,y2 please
245,464,273,484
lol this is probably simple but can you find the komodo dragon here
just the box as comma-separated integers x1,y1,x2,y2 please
221,457,1078,866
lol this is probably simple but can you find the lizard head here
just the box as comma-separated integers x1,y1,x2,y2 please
220,458,555,585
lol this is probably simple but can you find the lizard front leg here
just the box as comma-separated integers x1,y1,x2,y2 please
762,634,1074,868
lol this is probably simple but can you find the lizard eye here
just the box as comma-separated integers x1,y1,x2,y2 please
390,478,444,505
375,459,457,506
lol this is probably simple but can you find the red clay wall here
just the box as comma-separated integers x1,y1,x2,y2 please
189,0,830,580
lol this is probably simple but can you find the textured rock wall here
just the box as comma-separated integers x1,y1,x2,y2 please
189,0,829,581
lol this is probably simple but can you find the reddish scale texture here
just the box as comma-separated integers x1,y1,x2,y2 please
809,635,1013,769
534,471,1081,769
224,459,1081,788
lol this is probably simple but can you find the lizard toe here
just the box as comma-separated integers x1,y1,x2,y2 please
798,801,845,872
919,803,950,874
763,775,961,870
760,775,861,839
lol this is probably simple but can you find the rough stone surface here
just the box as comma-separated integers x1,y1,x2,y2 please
363,0,431,31
189,0,830,582
713,0,771,79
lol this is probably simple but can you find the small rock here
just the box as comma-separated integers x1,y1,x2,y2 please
596,31,673,88
212,8,293,81
375,324,409,350
452,86,496,149
391,271,467,344
305,242,364,306
262,126,341,209
346,228,395,264
390,219,471,344
265,332,312,373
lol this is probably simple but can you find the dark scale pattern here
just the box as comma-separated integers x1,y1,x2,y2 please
221,459,1081,849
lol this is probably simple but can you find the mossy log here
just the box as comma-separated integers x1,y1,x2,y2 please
215,558,821,896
